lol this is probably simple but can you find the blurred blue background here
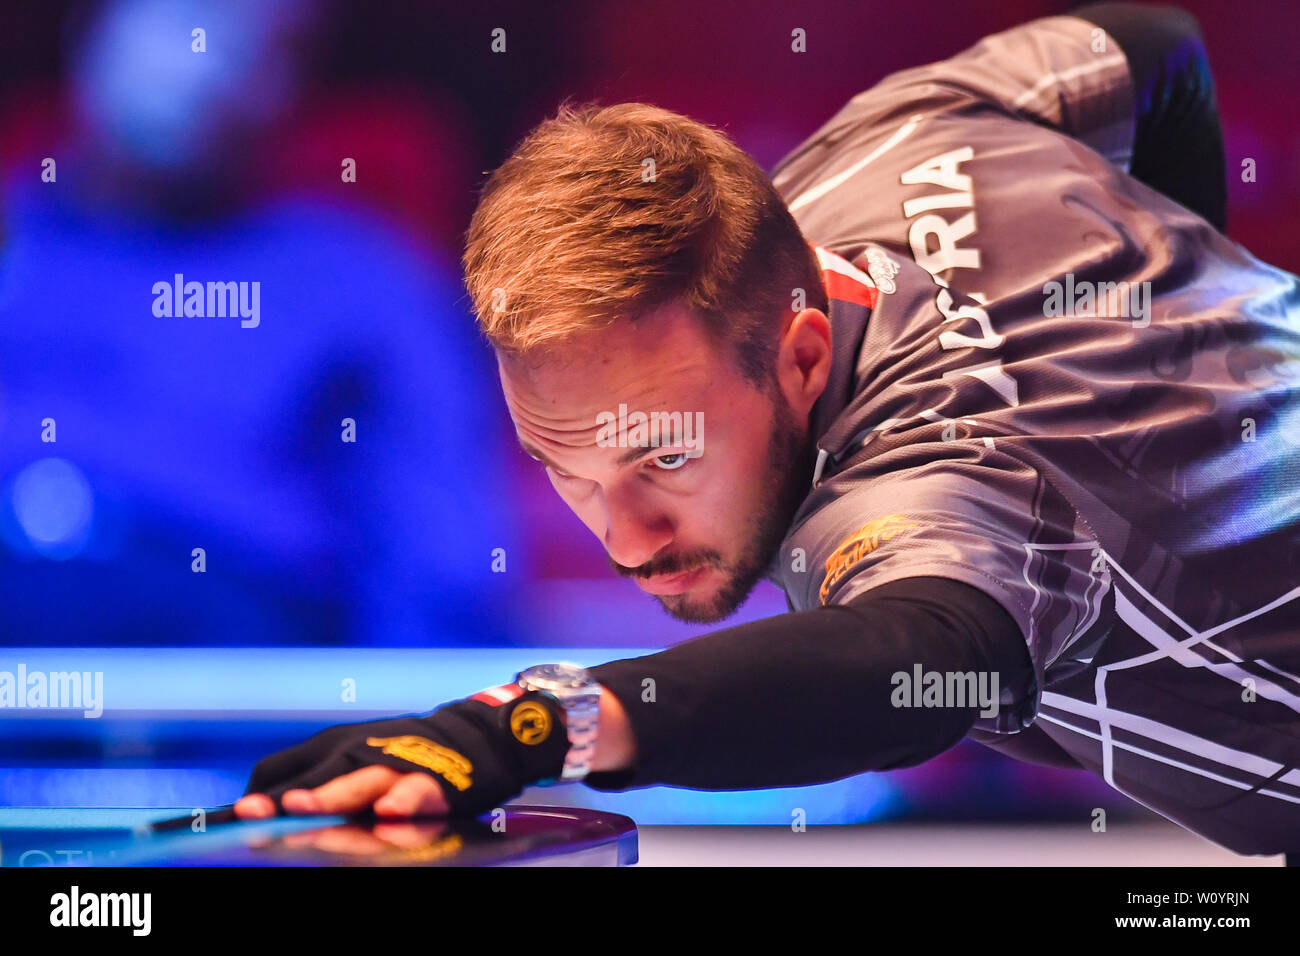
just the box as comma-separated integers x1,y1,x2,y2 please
1,0,1295,823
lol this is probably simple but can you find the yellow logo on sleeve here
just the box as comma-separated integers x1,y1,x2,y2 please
819,514,917,604
365,735,474,791
509,700,552,745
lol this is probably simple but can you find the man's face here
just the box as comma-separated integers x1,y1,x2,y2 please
499,303,820,623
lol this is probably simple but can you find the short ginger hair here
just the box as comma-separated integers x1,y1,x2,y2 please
462,101,827,386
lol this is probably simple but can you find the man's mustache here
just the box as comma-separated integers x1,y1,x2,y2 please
610,550,723,579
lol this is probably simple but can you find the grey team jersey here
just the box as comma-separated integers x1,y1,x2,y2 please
766,15,1300,849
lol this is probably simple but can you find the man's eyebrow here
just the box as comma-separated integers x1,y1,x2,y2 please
614,444,671,467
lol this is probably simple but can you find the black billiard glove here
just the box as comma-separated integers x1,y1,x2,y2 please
244,686,569,817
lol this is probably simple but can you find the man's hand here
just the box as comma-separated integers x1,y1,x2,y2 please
233,687,569,820
235,765,448,819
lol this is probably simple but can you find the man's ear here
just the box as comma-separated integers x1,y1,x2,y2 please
775,308,832,417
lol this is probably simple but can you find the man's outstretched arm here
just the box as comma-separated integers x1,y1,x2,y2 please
586,575,1035,790
235,575,1033,817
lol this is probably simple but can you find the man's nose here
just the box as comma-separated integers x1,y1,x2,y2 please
601,486,672,571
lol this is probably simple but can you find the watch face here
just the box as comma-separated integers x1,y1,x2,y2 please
523,663,589,691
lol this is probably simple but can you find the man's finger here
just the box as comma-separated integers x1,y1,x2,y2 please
372,771,449,818
233,793,277,819
281,764,402,815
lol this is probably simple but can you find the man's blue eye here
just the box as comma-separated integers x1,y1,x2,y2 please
652,453,690,471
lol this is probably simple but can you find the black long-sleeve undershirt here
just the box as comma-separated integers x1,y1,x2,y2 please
584,576,1035,791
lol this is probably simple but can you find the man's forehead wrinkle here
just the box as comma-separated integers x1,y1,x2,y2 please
511,403,603,447
519,420,603,451
510,384,606,424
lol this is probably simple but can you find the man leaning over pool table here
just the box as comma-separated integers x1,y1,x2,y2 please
238,6,1300,856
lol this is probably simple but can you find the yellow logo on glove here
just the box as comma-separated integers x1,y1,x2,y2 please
365,735,474,791
509,700,552,745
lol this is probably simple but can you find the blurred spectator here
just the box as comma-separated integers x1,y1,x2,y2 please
0,0,522,646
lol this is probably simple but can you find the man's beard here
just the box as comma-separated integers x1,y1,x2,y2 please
611,393,814,623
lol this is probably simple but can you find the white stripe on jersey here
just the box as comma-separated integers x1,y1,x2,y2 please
1010,53,1128,110
1032,551,1300,811
813,246,876,287
1036,709,1300,806
1042,691,1285,780
787,114,925,213
1100,552,1300,711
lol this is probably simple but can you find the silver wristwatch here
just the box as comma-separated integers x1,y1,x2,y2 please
515,663,601,782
